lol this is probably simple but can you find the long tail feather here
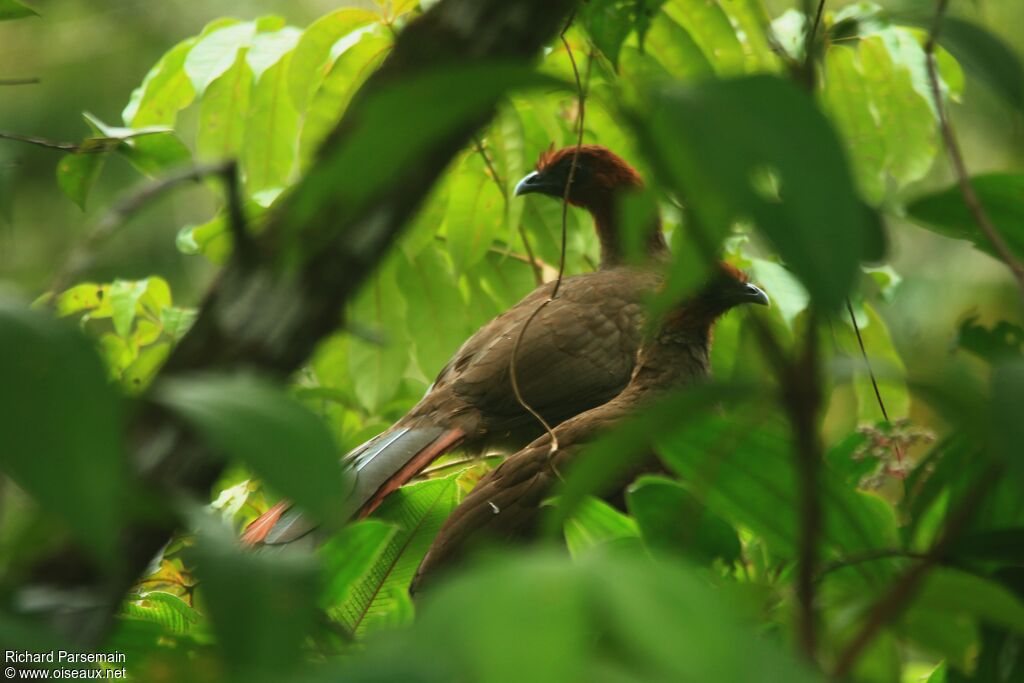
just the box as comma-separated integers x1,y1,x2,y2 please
240,425,466,547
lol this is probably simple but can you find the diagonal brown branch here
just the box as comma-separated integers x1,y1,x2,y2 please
14,0,577,647
923,0,1024,300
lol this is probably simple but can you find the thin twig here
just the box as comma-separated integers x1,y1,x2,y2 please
924,0,1024,300
49,161,243,295
799,0,827,88
833,464,1001,677
507,13,586,454
815,548,930,580
473,135,543,285
845,298,906,475
0,130,80,152
0,77,40,86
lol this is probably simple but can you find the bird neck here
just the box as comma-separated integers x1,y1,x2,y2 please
623,325,713,395
588,193,669,269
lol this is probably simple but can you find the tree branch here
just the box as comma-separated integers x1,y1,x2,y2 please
14,0,576,646
832,464,1001,677
924,0,1024,300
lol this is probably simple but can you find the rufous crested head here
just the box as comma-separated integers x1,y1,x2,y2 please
514,144,644,207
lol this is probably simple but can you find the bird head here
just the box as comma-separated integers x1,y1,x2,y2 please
514,144,644,208
664,262,769,334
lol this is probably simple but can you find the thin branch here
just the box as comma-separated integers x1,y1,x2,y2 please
924,0,1024,300
845,298,905,475
0,130,80,152
787,310,823,661
799,0,827,89
0,77,40,86
49,161,243,296
472,135,543,285
832,464,1002,677
815,548,930,580
508,13,586,455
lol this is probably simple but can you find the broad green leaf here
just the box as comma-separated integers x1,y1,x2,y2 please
176,213,233,264
0,0,36,20
360,552,824,683
563,496,639,558
640,11,714,81
247,26,302,81
348,261,409,412
664,0,746,75
906,173,1024,263
580,0,653,68
297,28,392,168
0,300,125,559
397,246,468,375
56,151,107,210
627,475,741,564
190,520,319,679
122,591,202,635
928,16,1024,115
718,0,776,70
155,374,349,524
339,476,459,637
122,342,171,393
184,21,256,96
109,279,149,338
55,282,109,317
747,257,808,328
637,75,872,309
444,153,504,272
319,519,396,607
288,64,568,245
120,133,193,176
956,316,1023,363
658,412,898,575
197,50,253,161
123,36,198,126
288,8,380,110
242,49,300,196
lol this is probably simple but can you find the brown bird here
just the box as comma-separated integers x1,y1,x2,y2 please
243,145,669,546
412,263,768,589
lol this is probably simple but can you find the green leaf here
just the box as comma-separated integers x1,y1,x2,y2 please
319,519,395,607
247,26,302,81
56,151,107,210
637,11,714,81
155,374,349,525
123,36,198,126
189,519,319,679
0,0,36,21
931,17,1024,115
563,496,640,558
955,316,1023,363
348,261,409,412
339,476,458,637
658,411,898,573
288,8,380,110
122,591,201,635
444,153,504,272
176,213,233,264
636,75,873,310
627,475,741,564
907,173,1024,263
197,50,253,161
241,48,300,196
579,0,633,68
109,279,149,338
358,552,823,683
0,300,125,559
718,0,776,70
992,360,1024,484
396,246,468,374
296,28,392,169
184,22,256,96
664,0,746,75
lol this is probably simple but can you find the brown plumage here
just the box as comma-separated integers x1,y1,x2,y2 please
243,145,668,547
411,263,768,591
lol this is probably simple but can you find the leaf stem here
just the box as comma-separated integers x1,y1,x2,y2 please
923,0,1024,301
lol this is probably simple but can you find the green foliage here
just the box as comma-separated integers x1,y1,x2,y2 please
907,173,1024,262
4,0,1024,681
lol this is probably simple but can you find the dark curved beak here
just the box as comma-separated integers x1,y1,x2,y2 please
742,283,770,307
514,170,564,197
